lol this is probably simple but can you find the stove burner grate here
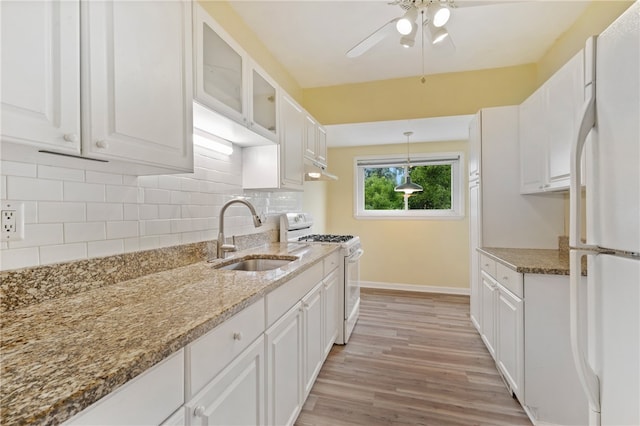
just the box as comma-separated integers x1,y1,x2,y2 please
298,234,354,243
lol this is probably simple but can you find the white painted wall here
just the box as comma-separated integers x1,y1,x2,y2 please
0,145,301,271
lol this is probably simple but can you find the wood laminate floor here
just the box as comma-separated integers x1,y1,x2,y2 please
296,289,532,426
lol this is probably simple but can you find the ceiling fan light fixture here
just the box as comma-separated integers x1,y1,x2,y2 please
428,3,451,28
395,7,417,35
428,24,449,44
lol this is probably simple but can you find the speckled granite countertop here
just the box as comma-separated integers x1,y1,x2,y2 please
0,242,338,426
478,247,586,275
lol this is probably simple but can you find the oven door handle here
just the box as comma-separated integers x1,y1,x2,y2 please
348,249,364,263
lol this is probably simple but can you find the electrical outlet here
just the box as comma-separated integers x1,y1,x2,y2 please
1,201,24,241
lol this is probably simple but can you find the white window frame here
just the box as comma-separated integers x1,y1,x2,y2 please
354,152,465,220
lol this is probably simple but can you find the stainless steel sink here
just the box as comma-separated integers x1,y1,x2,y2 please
214,255,297,271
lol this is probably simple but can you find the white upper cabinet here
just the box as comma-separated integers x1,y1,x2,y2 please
193,3,277,145
1,1,81,153
279,94,305,190
519,50,584,193
1,0,193,174
468,113,481,181
82,0,193,171
304,113,327,168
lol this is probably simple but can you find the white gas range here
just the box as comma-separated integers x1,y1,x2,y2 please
280,213,363,344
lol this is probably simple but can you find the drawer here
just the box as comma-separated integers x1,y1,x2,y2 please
324,251,341,275
266,261,323,327
496,262,524,298
65,349,184,425
188,298,265,396
479,253,497,277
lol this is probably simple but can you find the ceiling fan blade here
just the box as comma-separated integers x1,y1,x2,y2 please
346,17,399,58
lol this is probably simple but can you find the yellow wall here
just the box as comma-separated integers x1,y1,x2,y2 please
198,1,303,102
303,64,536,125
536,1,635,86
326,141,469,289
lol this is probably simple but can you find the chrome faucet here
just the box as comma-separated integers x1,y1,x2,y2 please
217,198,263,259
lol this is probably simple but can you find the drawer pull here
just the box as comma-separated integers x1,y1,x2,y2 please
484,263,489,267
303,302,310,309
194,406,205,417
503,276,509,281
232,332,243,341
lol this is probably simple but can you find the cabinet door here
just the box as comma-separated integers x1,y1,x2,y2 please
469,180,482,332
519,88,547,193
1,0,80,153
468,111,481,180
302,282,324,398
545,51,584,190
193,3,245,123
304,114,317,159
82,0,193,171
266,302,303,426
496,283,524,400
279,94,304,190
250,65,278,142
480,271,497,360
316,126,328,167
187,337,265,426
323,269,340,357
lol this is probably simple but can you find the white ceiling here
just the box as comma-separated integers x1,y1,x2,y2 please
229,0,590,88
325,114,474,147
227,0,590,147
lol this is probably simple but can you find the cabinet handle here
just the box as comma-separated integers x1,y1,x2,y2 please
194,406,205,417
233,332,242,341
502,276,509,281
63,133,78,143
484,263,489,267
95,140,109,149
303,302,310,308
543,184,550,188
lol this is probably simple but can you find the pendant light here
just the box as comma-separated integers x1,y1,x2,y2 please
394,131,423,195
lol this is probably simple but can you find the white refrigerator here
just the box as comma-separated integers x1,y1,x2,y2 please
569,2,640,426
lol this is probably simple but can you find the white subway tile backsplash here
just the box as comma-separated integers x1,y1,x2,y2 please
86,203,123,222
86,171,123,185
1,161,37,177
39,202,85,223
141,219,171,236
0,150,302,270
158,204,181,219
0,247,40,270
9,223,64,248
64,181,105,202
88,239,124,258
106,221,138,239
38,165,84,182
123,204,139,221
7,176,63,201
106,185,138,203
138,204,159,220
65,222,106,243
158,175,182,191
40,243,87,265
144,188,171,204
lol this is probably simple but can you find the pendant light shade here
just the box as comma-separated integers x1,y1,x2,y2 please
395,131,423,195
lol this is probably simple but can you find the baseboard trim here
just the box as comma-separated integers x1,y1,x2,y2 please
360,281,470,296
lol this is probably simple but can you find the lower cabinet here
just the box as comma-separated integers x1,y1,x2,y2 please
66,253,341,426
322,268,340,357
186,337,265,426
302,282,324,399
266,302,304,426
496,283,524,399
480,270,498,359
479,254,524,402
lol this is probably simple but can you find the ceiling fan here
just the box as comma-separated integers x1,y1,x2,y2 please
346,0,484,58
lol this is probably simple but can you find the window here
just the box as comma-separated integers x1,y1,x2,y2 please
354,152,464,219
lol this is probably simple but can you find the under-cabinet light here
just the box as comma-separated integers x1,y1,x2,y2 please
193,128,234,155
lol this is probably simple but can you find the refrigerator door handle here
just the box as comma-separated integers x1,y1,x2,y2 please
570,36,597,250
569,249,601,417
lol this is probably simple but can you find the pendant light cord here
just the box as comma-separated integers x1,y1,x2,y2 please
421,9,426,84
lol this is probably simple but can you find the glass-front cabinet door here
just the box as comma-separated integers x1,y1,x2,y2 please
250,66,278,141
194,3,245,123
